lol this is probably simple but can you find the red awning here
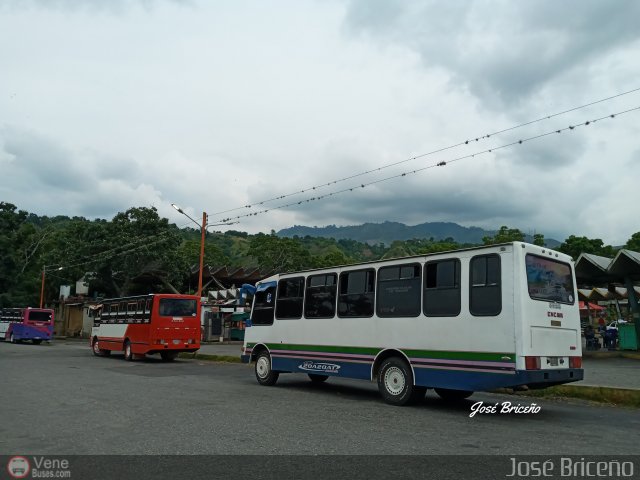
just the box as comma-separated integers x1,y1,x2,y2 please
578,301,605,311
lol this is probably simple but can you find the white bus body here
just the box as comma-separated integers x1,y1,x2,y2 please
241,242,583,405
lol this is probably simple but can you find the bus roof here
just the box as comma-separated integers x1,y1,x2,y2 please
256,241,573,282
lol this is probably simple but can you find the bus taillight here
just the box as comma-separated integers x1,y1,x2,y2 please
525,356,541,370
569,357,582,368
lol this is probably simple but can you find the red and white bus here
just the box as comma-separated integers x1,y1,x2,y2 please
0,307,54,344
90,293,200,361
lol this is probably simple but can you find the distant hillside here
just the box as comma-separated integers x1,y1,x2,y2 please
278,221,561,247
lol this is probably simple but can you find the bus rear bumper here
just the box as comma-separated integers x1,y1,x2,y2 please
515,368,584,389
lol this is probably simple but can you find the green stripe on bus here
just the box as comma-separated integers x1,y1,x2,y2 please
247,342,514,362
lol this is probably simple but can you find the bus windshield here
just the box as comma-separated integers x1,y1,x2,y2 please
28,311,53,322
158,299,197,317
525,254,575,304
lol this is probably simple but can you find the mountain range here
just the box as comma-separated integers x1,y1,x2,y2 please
278,221,561,247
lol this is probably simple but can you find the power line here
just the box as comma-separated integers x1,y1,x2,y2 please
53,221,192,271
210,87,640,216
210,106,640,224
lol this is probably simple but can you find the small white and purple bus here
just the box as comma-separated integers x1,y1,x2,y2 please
0,307,54,344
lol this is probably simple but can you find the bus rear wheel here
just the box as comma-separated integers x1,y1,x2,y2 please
308,374,329,383
123,341,134,361
10,333,15,344
160,351,178,362
377,357,420,406
434,388,474,401
255,351,279,386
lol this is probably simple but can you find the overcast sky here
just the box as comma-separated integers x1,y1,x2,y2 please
1,0,639,244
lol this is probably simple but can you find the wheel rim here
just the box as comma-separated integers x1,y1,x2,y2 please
125,344,131,358
10,334,14,343
93,340,100,354
256,356,270,379
383,366,406,396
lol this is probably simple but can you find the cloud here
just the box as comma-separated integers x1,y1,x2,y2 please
0,0,191,14
344,0,640,108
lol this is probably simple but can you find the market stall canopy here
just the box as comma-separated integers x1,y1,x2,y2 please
578,301,605,311
575,249,640,283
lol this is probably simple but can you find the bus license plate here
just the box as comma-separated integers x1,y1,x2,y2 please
172,339,181,345
548,357,559,366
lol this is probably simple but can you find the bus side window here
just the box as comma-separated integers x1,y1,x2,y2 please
145,299,152,323
252,286,276,325
128,302,137,321
137,300,145,320
304,274,337,319
424,259,461,317
338,269,375,318
469,255,501,316
276,277,304,320
376,264,421,317
110,304,119,323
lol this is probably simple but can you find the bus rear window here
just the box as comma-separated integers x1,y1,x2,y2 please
525,254,575,304
158,299,197,317
27,311,53,322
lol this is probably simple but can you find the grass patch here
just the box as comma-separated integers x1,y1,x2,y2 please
178,353,241,363
502,385,640,408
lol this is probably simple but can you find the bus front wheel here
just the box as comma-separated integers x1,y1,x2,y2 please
32,339,42,345
377,357,421,406
255,352,279,386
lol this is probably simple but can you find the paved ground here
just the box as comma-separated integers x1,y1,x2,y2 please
2,341,640,457
58,339,640,390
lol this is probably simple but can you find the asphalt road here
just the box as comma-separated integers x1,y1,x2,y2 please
1,341,639,456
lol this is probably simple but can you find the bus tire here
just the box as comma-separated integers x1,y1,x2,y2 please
124,340,134,361
32,339,42,345
161,351,178,362
377,357,418,406
255,351,279,386
308,374,329,383
434,388,473,401
92,338,110,357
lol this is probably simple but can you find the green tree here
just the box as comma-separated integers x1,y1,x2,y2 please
533,233,545,246
482,226,525,245
558,235,615,260
247,233,312,272
626,232,640,251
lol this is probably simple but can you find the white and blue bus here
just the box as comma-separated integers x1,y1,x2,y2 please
241,242,584,406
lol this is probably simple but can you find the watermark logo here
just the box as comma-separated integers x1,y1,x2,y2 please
470,401,541,418
7,456,30,479
298,361,341,374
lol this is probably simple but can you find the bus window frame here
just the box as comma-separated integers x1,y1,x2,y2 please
275,276,305,320
337,268,376,318
376,263,422,318
525,253,576,305
304,273,338,319
469,254,502,317
423,258,461,317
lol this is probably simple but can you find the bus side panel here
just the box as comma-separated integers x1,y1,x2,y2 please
92,324,133,352
270,354,372,381
12,323,52,341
